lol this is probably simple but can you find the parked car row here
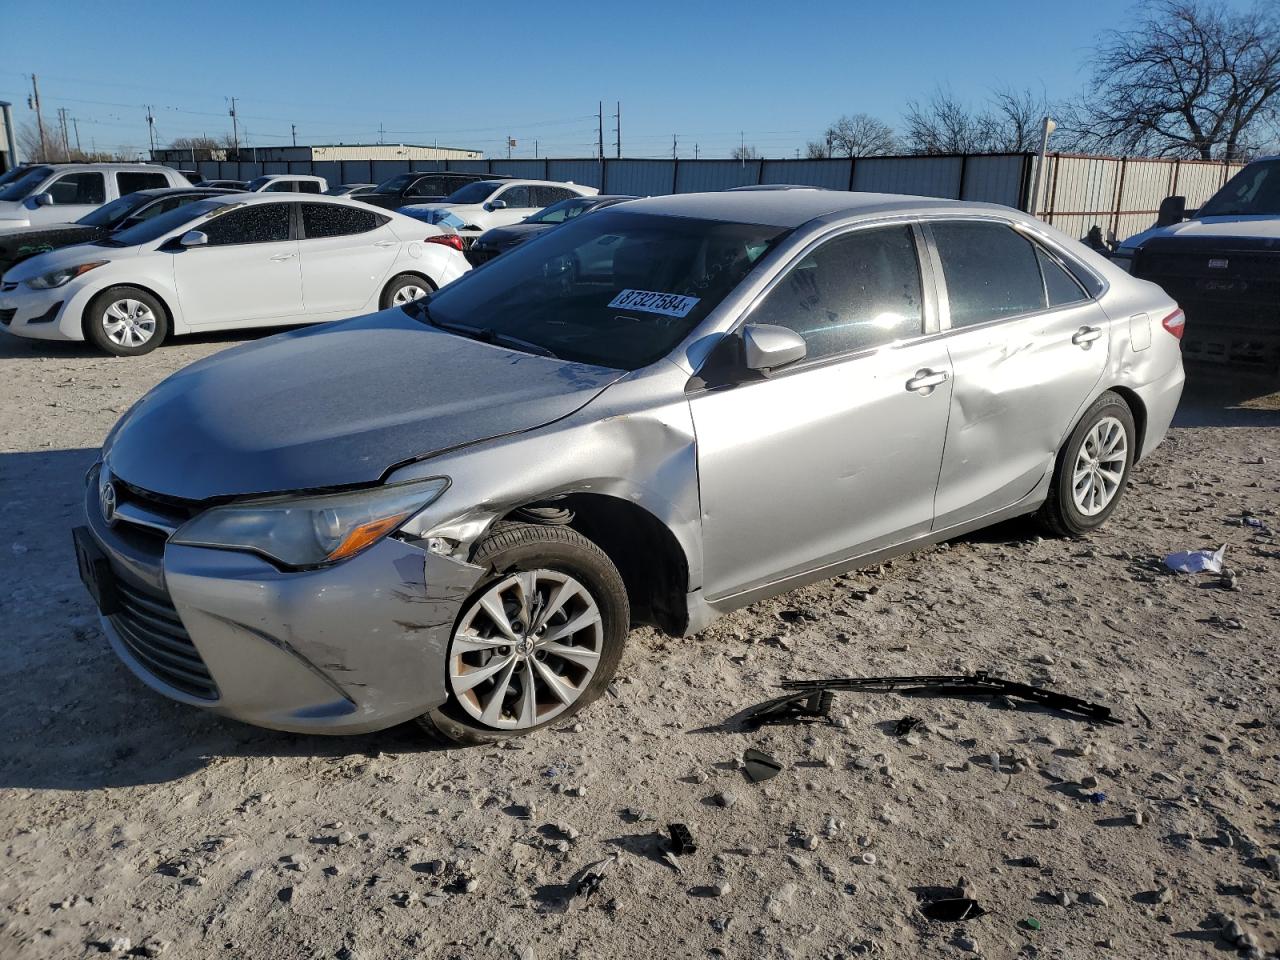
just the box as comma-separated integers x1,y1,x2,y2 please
71,189,1185,741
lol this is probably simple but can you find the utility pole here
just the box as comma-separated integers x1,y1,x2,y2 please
146,105,156,156
695,143,699,160
291,123,297,147
613,101,621,157
597,101,604,159
378,122,385,144
29,74,48,161
228,97,239,153
58,108,71,158
672,134,677,160
740,130,745,167
72,116,82,154
534,139,538,158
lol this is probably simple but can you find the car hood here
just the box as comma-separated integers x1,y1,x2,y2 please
0,200,33,229
478,223,552,246
4,242,140,280
1121,215,1280,249
103,308,626,501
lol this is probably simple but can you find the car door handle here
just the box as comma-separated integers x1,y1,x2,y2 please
905,369,949,393
1071,325,1103,346
269,252,296,261
373,239,398,248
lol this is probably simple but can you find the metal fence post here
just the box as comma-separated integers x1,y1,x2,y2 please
1111,157,1128,239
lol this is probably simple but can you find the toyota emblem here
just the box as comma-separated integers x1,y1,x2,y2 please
100,480,117,525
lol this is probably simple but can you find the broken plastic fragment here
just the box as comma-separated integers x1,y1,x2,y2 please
1163,544,1226,574
743,748,784,783
894,716,921,736
920,897,986,922
668,823,697,856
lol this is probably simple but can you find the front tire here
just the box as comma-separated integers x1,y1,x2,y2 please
84,286,168,356
1039,390,1136,536
419,522,629,745
380,273,434,309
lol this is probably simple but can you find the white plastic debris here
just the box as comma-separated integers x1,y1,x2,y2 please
1163,544,1226,574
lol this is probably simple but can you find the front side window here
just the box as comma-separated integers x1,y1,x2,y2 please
424,210,789,370
96,199,225,247
931,221,1045,328
495,185,533,208
78,193,151,227
406,177,450,198
374,174,416,194
747,225,924,361
46,172,106,205
116,172,170,195
201,203,292,245
301,203,383,238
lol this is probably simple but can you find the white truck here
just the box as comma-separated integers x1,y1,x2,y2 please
0,163,190,232
1114,155,1280,371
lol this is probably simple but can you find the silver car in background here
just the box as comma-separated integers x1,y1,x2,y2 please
75,191,1184,743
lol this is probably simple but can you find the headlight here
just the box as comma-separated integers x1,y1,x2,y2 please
27,260,108,289
171,477,449,568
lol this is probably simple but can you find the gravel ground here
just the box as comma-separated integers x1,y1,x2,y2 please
0,330,1278,960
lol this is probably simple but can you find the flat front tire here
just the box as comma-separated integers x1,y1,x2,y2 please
84,286,168,356
1039,390,1136,536
418,521,629,745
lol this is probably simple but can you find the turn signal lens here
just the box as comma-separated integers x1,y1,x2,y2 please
1161,308,1185,340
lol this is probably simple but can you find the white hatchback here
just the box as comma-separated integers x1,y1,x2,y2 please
401,179,598,238
0,193,470,356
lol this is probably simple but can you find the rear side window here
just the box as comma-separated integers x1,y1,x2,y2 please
1036,245,1088,306
116,172,170,195
932,221,1045,328
748,225,924,361
202,203,292,245
301,203,385,238
296,180,321,194
47,172,106,205
534,186,576,206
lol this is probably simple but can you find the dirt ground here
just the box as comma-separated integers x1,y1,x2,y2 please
0,329,1277,960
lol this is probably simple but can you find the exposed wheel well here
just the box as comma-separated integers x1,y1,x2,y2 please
1107,385,1148,460
82,283,174,341
498,493,690,636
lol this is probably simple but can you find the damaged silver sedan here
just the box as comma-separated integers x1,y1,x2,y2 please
75,190,1185,742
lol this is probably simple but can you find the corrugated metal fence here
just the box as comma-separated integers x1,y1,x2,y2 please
182,152,1245,240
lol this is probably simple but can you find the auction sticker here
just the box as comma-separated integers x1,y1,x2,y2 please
608,289,700,318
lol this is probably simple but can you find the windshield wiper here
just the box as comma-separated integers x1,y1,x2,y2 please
420,314,561,359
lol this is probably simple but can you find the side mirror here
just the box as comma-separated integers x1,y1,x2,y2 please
1156,195,1187,227
487,198,507,211
743,323,807,372
33,192,54,207
179,230,209,248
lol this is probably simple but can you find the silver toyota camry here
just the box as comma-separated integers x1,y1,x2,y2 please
75,190,1185,742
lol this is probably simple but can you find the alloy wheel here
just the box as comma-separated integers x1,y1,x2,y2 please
392,284,427,305
1071,415,1128,516
101,298,157,348
448,570,603,730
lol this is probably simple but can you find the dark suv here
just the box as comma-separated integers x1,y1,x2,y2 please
356,171,505,210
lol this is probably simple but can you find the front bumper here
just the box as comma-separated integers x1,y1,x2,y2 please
0,280,88,341
82,474,484,734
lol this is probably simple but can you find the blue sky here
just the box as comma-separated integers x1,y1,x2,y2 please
0,0,1258,159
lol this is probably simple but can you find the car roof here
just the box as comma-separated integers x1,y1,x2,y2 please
615,190,1003,228
131,187,243,198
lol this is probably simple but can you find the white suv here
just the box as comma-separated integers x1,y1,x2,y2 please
401,179,597,237
244,174,328,194
0,163,190,231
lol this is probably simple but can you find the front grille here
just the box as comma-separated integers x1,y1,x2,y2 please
110,579,218,700
0,308,14,327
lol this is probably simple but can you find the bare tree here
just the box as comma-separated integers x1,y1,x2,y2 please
16,121,125,162
804,139,831,160
822,113,896,157
731,144,760,160
167,135,232,161
1063,0,1280,159
904,87,1047,154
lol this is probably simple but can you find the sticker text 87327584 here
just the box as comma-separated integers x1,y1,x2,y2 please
607,289,701,319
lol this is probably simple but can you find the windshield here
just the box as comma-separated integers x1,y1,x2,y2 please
1198,159,1280,217
445,181,501,204
423,210,789,370
78,193,150,227
374,174,416,194
97,198,226,247
244,176,271,192
0,166,54,202
527,197,598,225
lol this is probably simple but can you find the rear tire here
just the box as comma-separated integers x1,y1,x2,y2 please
1039,390,1136,536
380,273,434,309
84,286,168,356
418,521,629,745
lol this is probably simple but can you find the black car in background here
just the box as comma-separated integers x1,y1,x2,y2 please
357,171,506,210
0,187,237,276
467,194,636,265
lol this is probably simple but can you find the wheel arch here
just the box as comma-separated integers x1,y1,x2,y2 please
383,270,438,298
495,492,691,636
81,281,176,341
1104,385,1148,461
